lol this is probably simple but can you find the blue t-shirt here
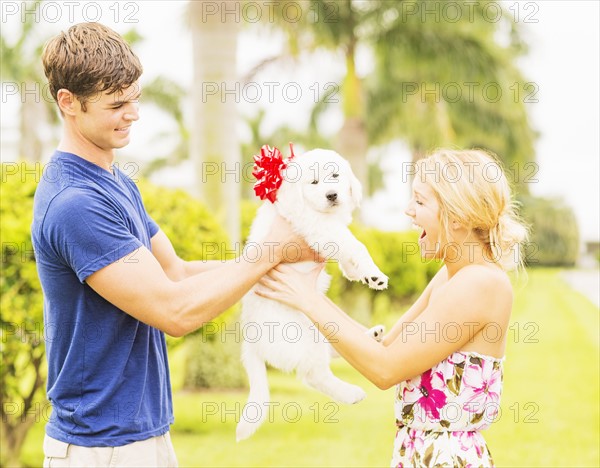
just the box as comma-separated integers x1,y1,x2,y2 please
31,151,173,447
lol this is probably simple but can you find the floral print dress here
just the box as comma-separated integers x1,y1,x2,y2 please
391,351,504,467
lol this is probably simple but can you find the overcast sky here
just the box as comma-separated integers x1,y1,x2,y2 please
1,0,598,241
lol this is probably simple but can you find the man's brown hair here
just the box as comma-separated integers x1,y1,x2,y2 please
42,22,143,111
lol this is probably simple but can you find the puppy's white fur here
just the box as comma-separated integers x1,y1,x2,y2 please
236,149,388,441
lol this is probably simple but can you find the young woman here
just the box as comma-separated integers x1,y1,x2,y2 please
256,149,528,467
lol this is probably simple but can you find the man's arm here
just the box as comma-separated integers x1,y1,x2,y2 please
87,242,277,337
151,225,325,282
87,216,315,337
150,229,228,281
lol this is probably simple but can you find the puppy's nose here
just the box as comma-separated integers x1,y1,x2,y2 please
326,191,338,202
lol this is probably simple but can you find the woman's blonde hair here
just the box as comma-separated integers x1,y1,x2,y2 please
416,149,528,271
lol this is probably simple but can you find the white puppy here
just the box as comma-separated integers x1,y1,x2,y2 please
236,148,388,441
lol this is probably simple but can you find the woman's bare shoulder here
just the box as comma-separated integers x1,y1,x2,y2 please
452,264,513,314
457,263,511,286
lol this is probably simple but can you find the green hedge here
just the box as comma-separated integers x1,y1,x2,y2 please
519,195,580,267
182,308,246,390
0,164,45,466
137,179,229,262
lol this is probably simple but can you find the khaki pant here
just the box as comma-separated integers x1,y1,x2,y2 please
43,432,178,467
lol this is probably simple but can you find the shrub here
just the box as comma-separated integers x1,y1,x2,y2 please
0,163,45,466
182,309,246,390
518,195,580,267
177,199,259,391
137,179,229,262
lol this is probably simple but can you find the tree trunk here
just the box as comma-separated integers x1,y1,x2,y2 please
335,116,369,194
19,81,46,162
0,418,36,467
190,1,241,246
0,344,46,467
335,47,369,220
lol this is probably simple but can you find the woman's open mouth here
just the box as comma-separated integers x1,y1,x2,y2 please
413,223,426,240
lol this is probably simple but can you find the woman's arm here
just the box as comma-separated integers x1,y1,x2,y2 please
381,265,446,346
302,265,447,343
257,264,509,389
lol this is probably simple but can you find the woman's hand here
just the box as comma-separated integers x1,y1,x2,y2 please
255,263,325,316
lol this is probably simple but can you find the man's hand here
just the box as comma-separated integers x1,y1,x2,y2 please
266,215,325,264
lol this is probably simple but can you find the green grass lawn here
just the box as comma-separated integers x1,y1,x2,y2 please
18,269,599,467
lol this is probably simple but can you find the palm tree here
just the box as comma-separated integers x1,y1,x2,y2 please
248,0,536,196
367,1,536,192
0,1,55,162
189,1,241,245
244,0,372,197
135,76,189,176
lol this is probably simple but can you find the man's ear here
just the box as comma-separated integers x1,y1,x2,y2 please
56,89,77,116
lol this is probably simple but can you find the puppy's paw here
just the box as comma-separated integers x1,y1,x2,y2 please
361,271,388,290
339,257,363,282
366,324,385,342
338,247,388,290
338,384,367,405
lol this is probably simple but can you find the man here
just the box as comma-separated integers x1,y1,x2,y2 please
33,22,312,467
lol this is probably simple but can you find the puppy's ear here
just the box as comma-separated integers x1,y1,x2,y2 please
276,162,304,217
349,171,363,209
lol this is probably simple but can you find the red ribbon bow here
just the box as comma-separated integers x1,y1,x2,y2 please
252,143,296,203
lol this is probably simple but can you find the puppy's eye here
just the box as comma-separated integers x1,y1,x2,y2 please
332,173,339,178
311,180,319,185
